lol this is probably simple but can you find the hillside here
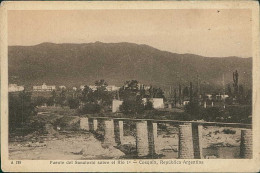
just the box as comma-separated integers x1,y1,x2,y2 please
8,42,252,92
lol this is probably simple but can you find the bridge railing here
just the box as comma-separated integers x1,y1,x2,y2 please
79,116,252,159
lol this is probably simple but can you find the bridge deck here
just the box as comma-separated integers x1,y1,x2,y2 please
82,116,252,129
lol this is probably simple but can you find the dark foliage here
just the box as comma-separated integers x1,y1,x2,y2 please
222,129,236,134
68,98,80,109
201,105,251,123
34,96,48,106
9,92,37,132
201,107,222,122
184,100,202,120
120,99,145,115
224,105,252,123
145,100,154,110
184,99,252,123
81,103,102,114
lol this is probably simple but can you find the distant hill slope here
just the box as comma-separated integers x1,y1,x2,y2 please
8,42,252,92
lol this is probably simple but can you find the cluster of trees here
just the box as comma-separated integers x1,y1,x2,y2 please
29,79,167,116
34,89,69,107
183,71,252,123
47,79,165,115
183,104,252,123
33,79,115,113
79,80,114,114
170,70,252,107
31,80,115,114
9,91,37,133
75,79,165,115
169,83,199,106
219,70,251,105
119,80,164,114
226,84,252,105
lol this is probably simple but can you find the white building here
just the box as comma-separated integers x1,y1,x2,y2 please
80,85,85,90
89,85,98,91
143,98,164,109
106,85,120,91
183,100,190,105
80,85,119,92
33,83,56,92
216,94,229,101
59,85,66,90
112,97,164,113
80,85,98,91
112,99,123,113
151,98,164,109
137,84,151,90
8,84,24,92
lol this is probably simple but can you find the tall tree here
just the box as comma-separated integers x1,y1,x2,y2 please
47,90,57,106
93,80,112,108
227,84,232,97
238,84,245,104
174,89,177,106
58,89,67,107
183,87,189,98
239,85,244,96
179,84,182,105
81,85,93,102
233,70,239,98
246,89,252,105
189,82,193,102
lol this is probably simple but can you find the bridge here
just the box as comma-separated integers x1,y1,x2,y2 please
79,116,252,159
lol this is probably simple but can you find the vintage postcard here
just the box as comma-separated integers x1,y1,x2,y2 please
1,1,259,172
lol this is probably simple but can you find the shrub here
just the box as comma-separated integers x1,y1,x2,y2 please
120,97,144,115
222,128,236,134
184,100,203,120
68,98,80,109
9,92,37,133
34,96,48,106
202,107,222,122
225,105,252,123
145,100,154,110
81,103,102,114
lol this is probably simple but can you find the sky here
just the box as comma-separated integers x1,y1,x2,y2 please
8,9,252,57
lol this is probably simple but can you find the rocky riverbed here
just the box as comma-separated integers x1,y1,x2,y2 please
9,131,124,160
9,109,246,160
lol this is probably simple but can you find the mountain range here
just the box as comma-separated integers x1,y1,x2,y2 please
8,42,252,93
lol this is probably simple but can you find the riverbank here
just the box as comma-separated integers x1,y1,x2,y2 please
9,107,247,159
9,131,124,160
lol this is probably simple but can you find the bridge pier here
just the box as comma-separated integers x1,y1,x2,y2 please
192,124,203,159
148,121,160,155
103,119,116,147
114,120,124,145
93,119,98,131
178,123,194,159
88,118,94,132
136,121,149,157
240,129,252,158
136,121,160,157
80,117,89,131
97,119,103,131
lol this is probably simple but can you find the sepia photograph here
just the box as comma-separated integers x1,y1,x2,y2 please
1,1,259,172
